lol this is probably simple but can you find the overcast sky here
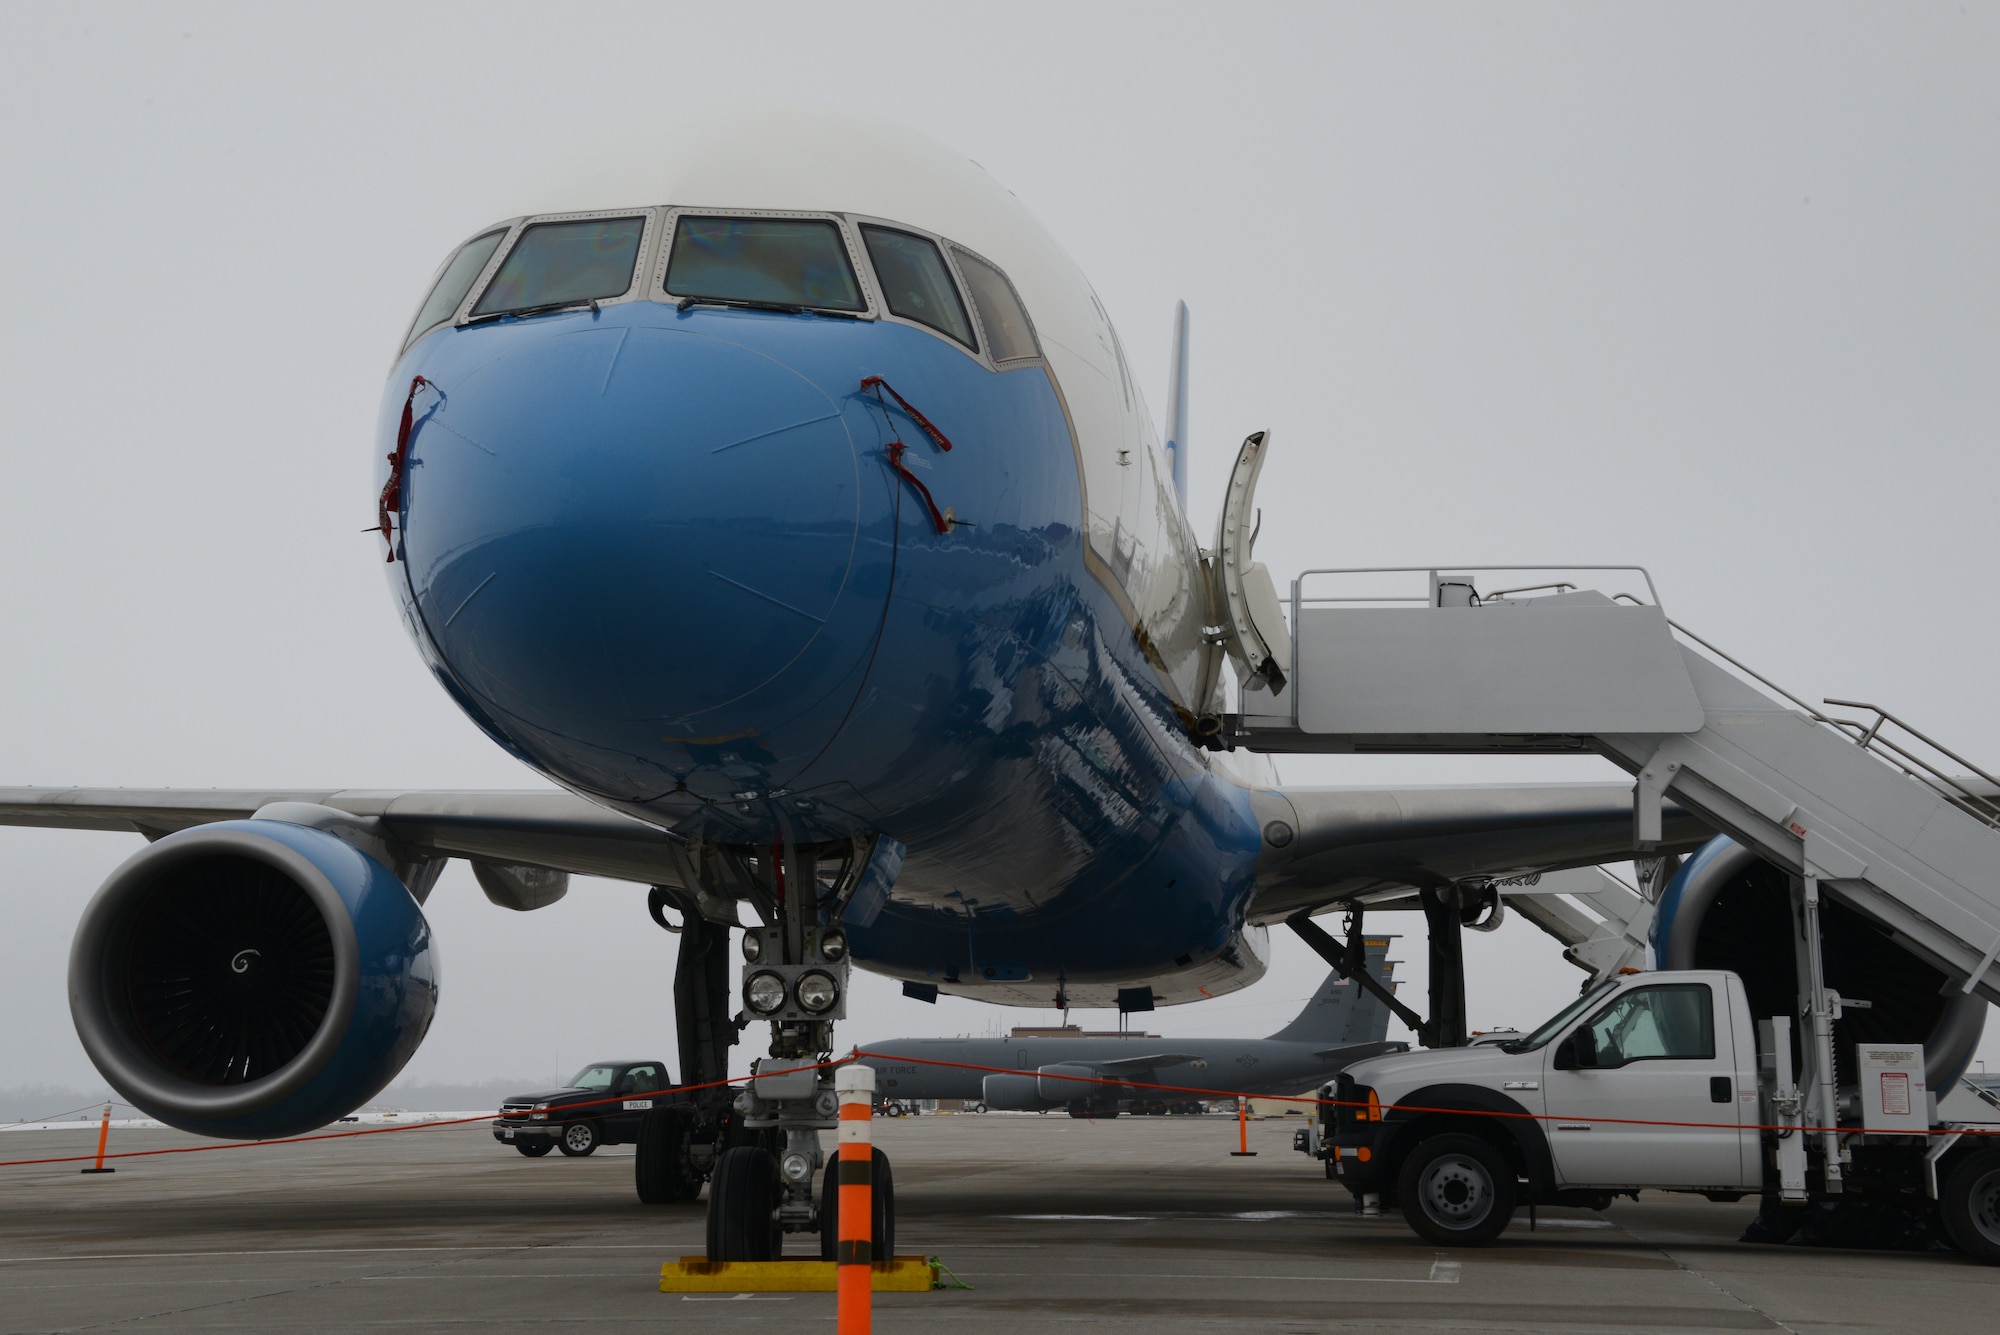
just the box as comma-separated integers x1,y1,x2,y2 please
2,3,1995,1097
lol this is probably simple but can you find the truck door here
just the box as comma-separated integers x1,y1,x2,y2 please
1540,980,1752,1189
611,1064,663,1140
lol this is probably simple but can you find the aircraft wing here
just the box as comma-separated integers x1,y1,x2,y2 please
0,787,686,886
1085,1053,1203,1076
1311,1040,1407,1064
1245,781,1712,923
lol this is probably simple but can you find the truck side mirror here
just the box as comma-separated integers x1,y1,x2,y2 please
1554,1033,1593,1070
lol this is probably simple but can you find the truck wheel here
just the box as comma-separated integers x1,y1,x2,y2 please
1397,1133,1516,1246
818,1147,896,1263
1940,1146,2000,1265
557,1121,599,1157
708,1147,782,1261
515,1141,553,1157
635,1109,700,1204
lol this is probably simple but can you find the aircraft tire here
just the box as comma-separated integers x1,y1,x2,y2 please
556,1120,599,1156
1940,1146,2000,1265
818,1147,895,1263
708,1147,783,1261
635,1108,700,1204
1397,1133,1515,1246
515,1141,553,1157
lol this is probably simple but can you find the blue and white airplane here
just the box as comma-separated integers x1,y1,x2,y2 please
0,110,1706,1254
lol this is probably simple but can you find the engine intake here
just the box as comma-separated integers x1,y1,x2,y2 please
69,819,439,1139
1656,836,1985,1087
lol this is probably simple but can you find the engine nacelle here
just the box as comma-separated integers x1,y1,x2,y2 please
980,1073,1049,1112
1655,836,1985,1088
68,819,439,1139
1036,1063,1105,1103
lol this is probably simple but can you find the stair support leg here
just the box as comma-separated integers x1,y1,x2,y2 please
1792,872,1845,1192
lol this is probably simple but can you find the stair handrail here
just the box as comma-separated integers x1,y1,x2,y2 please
1656,611,2000,829
1820,699,2000,828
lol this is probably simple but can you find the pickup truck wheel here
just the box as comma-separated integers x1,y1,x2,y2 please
818,1147,895,1263
1397,1133,1516,1246
515,1141,553,1158
1940,1147,2000,1265
708,1147,782,1261
556,1121,599,1157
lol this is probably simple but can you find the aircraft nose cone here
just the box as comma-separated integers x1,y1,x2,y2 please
398,323,873,796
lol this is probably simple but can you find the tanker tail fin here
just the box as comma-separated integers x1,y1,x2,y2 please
1265,938,1397,1045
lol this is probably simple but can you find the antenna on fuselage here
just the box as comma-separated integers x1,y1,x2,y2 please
1163,300,1190,513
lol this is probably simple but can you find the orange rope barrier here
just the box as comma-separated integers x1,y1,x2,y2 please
0,1059,841,1170
843,1048,2000,1140
2,1049,1991,1173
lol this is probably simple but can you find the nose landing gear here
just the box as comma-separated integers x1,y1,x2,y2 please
640,838,897,1261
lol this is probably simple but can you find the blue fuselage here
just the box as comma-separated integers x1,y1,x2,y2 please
382,303,1262,998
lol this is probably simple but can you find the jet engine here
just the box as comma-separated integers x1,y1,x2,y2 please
68,818,439,1139
980,1073,1047,1112
1655,836,1985,1087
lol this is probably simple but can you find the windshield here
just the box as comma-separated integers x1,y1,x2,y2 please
666,217,864,311
1502,979,1619,1052
567,1065,617,1091
407,229,506,345
471,216,646,318
861,225,974,348
952,248,1039,361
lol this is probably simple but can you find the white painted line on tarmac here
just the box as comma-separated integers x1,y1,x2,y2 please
962,1269,1463,1285
1002,1214,1145,1221
0,1244,686,1264
679,1294,799,1303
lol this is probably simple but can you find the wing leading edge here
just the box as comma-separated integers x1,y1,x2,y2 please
1244,780,1711,923
0,787,686,887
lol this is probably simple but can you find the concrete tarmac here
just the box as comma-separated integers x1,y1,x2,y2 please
1,1114,1993,1332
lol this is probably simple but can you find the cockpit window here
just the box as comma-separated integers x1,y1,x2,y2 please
861,226,975,349
470,216,646,318
666,217,865,312
952,249,1040,362
406,229,506,344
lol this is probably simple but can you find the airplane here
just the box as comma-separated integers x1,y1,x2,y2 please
0,107,1725,1261
858,940,1403,1116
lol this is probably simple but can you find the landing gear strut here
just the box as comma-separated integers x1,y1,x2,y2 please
649,837,897,1260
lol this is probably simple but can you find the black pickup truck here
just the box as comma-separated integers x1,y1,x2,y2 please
492,1060,680,1157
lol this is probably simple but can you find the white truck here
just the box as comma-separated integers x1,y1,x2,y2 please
1296,968,2000,1263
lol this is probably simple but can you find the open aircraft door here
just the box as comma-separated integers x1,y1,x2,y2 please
1198,431,1293,717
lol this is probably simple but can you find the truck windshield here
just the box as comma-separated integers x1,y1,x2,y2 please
666,217,865,312
1501,979,1618,1053
568,1065,617,1091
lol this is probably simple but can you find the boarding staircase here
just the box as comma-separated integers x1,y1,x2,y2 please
1208,560,2000,1186
1219,562,2000,1012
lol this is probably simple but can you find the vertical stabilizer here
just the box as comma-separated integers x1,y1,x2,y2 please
1266,939,1397,1045
1163,300,1189,511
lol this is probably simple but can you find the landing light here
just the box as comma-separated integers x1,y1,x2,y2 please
742,933,763,963
795,969,839,1014
744,970,787,1015
819,928,848,962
